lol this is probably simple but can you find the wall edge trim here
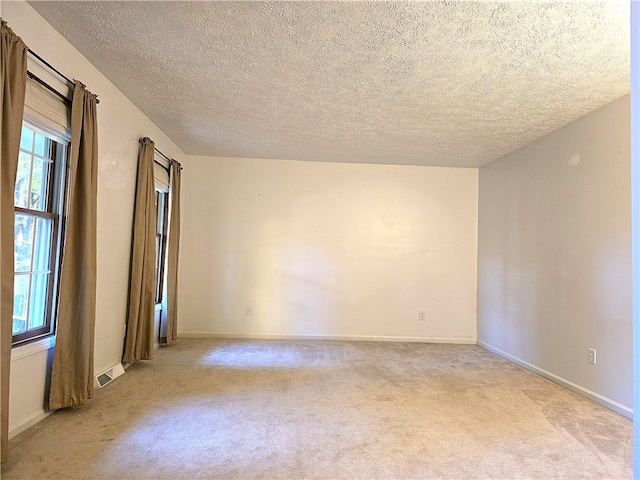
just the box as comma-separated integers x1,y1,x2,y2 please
178,332,477,344
477,340,632,419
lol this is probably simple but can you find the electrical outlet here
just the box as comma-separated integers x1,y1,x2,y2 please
246,306,253,317
589,348,596,365
418,311,426,321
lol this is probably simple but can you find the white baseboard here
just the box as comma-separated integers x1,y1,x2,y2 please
477,340,632,419
9,409,53,440
179,331,477,344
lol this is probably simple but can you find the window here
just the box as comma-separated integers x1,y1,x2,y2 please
153,154,171,306
13,123,68,345
155,188,169,304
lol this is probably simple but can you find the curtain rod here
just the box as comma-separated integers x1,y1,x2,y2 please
140,137,183,170
153,158,170,172
27,71,70,105
155,148,184,171
27,48,100,104
155,147,173,164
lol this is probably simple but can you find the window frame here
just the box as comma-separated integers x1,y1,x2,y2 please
12,120,70,347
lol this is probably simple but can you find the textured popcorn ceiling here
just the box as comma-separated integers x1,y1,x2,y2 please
29,1,630,167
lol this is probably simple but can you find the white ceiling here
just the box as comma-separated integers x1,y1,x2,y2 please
28,1,630,168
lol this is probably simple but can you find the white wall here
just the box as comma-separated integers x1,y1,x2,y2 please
2,1,186,436
477,95,632,415
179,156,478,342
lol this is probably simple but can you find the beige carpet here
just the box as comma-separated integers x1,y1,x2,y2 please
1,339,632,479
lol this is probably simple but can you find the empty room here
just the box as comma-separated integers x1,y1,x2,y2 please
0,0,636,479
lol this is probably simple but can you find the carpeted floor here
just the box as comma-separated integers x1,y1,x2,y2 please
1,338,632,479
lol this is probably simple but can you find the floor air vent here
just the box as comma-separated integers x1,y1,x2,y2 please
96,369,113,387
95,363,125,388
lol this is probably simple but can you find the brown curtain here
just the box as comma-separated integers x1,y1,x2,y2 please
0,20,27,463
165,161,181,344
123,138,156,363
49,81,98,410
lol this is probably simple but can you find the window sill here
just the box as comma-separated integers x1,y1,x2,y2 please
11,336,56,362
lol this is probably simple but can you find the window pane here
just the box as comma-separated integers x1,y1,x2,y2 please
156,234,162,302
28,273,49,330
19,126,33,151
15,152,31,208
156,192,165,234
34,132,47,157
33,217,53,272
12,275,29,335
30,156,49,211
14,213,35,272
